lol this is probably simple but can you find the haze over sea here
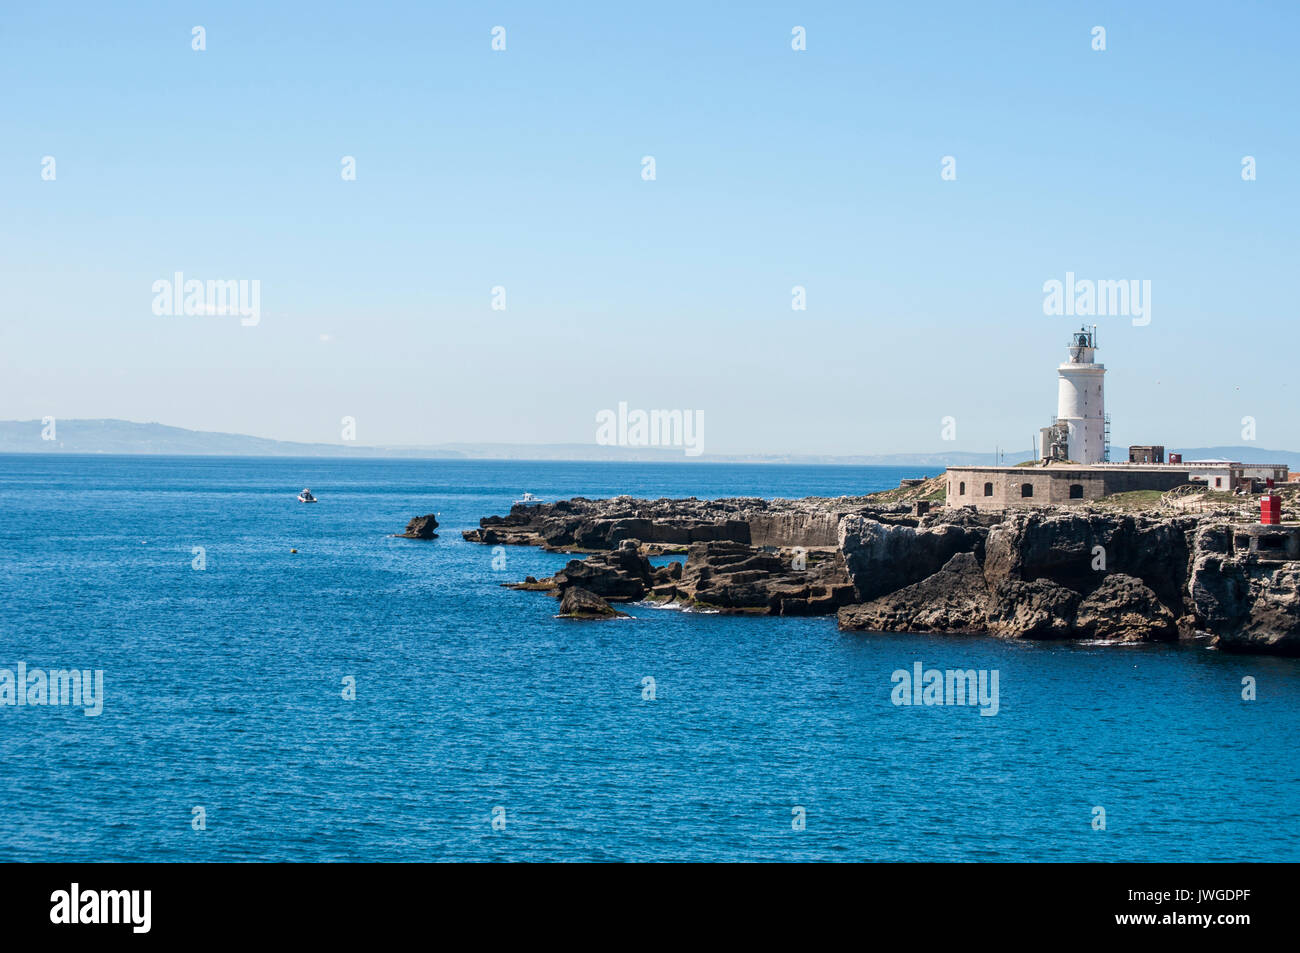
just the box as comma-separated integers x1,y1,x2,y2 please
1,454,1295,862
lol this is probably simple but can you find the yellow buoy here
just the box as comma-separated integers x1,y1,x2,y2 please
290,549,298,554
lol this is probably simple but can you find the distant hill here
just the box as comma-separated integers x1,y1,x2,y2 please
0,419,463,459
1169,447,1300,467
0,419,1038,464
5,419,1290,468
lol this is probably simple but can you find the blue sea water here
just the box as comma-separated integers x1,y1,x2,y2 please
0,454,1296,862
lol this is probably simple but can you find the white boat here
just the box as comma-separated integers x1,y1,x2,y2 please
514,492,542,505
298,488,318,503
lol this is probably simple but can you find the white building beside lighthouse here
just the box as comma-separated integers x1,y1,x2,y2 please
1041,327,1108,464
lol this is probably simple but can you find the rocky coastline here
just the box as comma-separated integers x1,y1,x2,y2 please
453,490,1300,655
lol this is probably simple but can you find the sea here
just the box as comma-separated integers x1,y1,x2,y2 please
0,454,1296,862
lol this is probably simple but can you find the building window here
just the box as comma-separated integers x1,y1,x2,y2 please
1021,483,1034,498
959,482,966,495
1069,484,1084,499
1215,477,1223,488
983,482,993,497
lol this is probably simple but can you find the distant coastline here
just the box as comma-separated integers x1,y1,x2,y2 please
3,419,1297,468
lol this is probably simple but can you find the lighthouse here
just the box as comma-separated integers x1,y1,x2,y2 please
1048,326,1107,464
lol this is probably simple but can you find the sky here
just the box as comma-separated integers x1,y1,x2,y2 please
2,1,1297,456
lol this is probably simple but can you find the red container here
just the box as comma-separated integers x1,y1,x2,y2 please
1169,452,1183,464
1261,496,1282,525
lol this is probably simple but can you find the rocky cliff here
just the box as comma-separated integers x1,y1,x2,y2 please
1188,524,1300,655
453,495,1299,654
839,509,1292,653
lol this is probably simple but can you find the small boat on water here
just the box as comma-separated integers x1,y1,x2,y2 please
298,488,318,503
514,492,543,505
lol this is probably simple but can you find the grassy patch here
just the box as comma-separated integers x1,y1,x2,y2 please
1092,489,1166,512
867,474,947,504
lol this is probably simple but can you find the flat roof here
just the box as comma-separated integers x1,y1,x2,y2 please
943,464,1183,473
944,462,1288,473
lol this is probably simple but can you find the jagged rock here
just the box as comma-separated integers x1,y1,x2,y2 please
557,587,629,620
553,539,659,601
1190,524,1300,655
396,514,439,539
679,541,787,611
1220,563,1300,655
1193,523,1233,557
501,537,852,617
509,539,683,601
838,553,991,633
988,579,1081,639
982,512,1193,612
1074,574,1178,642
1188,524,1250,632
674,541,854,615
919,507,1005,530
839,516,987,602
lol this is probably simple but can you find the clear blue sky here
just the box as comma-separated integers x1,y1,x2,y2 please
2,1,1297,454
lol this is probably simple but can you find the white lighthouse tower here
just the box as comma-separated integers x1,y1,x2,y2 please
1052,326,1107,464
